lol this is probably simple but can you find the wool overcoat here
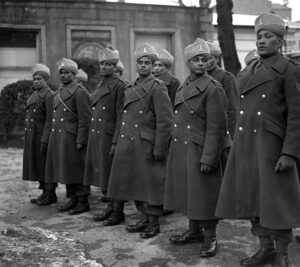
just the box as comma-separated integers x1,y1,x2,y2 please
107,74,173,205
163,74,228,220
83,74,126,189
22,86,54,181
215,54,300,229
208,66,239,139
45,81,91,185
156,71,181,106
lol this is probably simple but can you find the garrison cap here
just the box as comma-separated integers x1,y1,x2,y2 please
98,45,119,64
58,58,78,75
207,41,221,57
32,63,50,80
76,69,88,82
156,48,174,68
184,38,210,62
255,12,286,38
134,43,157,62
244,49,259,65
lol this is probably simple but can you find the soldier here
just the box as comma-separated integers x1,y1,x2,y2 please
23,64,57,206
107,44,173,238
216,12,300,267
84,46,127,226
164,38,228,257
153,48,180,106
206,41,238,172
75,69,88,86
115,60,124,78
45,58,91,215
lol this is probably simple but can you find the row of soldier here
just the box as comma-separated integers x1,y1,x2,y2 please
22,12,300,267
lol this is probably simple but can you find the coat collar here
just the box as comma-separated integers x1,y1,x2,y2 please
240,54,288,94
174,74,212,106
26,86,49,107
124,75,155,107
53,80,77,108
92,74,120,105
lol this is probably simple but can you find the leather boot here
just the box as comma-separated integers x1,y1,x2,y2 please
240,247,277,266
37,190,57,206
30,189,46,204
199,236,218,258
169,229,204,245
126,216,149,233
68,196,90,215
272,253,289,267
57,196,78,212
140,216,160,238
93,201,113,221
103,201,125,226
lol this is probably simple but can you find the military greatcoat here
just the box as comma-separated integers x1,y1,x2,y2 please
208,66,239,139
163,74,228,220
45,81,91,185
23,86,54,181
157,71,181,106
84,74,126,189
216,54,300,229
107,74,173,205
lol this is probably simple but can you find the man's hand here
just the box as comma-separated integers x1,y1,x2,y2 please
274,155,296,172
109,144,117,157
40,143,48,156
200,163,215,174
76,143,84,151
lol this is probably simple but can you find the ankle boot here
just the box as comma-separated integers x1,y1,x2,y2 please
126,215,149,233
240,247,277,266
140,215,160,238
103,201,125,226
68,196,90,215
37,190,57,206
57,196,78,212
30,189,46,204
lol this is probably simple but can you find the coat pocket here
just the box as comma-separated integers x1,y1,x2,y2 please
263,118,285,140
64,123,77,136
140,130,155,144
188,131,205,146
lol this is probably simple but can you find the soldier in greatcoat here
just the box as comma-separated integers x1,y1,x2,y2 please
45,58,91,215
107,44,173,238
215,13,300,267
164,39,228,257
75,68,88,87
84,46,127,226
23,64,57,206
153,48,180,106
206,41,238,172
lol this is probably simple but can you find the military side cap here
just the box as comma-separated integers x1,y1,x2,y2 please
58,58,78,74
207,41,221,57
255,12,286,37
184,38,210,62
98,45,119,64
244,49,259,65
76,69,88,82
32,63,50,79
156,48,174,68
134,43,157,62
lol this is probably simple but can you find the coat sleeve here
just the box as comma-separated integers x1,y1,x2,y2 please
41,91,54,144
75,87,92,145
152,81,174,157
222,72,239,139
281,64,300,159
200,84,228,168
112,81,126,144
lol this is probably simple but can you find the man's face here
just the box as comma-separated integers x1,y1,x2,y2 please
206,56,217,71
136,56,153,77
153,60,168,77
99,61,116,77
33,74,47,90
59,69,75,85
187,55,208,76
256,30,283,58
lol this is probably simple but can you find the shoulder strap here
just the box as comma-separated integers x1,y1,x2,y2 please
57,91,78,118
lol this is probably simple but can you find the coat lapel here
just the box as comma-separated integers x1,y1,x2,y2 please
124,76,153,107
53,81,77,109
26,87,48,107
174,74,211,107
